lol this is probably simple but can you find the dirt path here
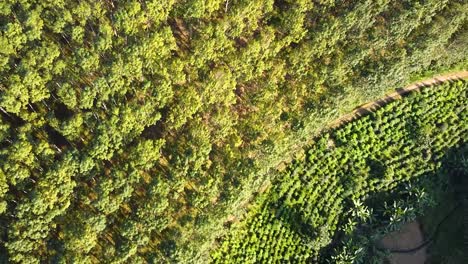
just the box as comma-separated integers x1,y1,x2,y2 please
223,71,468,234
380,221,427,264
330,71,468,128
339,72,468,263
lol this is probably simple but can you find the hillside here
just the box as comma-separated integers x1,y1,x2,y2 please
213,79,468,263
0,1,467,262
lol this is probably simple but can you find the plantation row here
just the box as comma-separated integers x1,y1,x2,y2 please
0,0,467,262
212,79,468,263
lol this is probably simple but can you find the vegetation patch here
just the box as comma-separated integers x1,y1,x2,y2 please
212,80,468,263
0,1,467,262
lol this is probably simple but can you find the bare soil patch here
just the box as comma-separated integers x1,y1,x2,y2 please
380,221,427,264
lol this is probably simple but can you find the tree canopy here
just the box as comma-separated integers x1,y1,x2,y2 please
0,0,467,262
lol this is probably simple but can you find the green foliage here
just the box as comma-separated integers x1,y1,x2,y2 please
0,0,466,262
213,80,468,262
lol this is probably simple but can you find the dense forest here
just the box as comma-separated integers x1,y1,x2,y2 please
0,0,467,262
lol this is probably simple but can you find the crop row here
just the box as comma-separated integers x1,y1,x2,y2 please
212,79,468,263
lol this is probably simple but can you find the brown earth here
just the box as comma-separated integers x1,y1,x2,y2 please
360,72,468,263
222,70,468,247
380,221,427,264
330,71,468,128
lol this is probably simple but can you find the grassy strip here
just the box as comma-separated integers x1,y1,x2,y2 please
212,79,467,263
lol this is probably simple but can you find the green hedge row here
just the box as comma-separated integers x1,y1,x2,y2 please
212,79,468,263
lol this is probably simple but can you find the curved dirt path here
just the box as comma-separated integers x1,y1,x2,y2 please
223,70,468,230
330,70,468,128
340,71,468,264
380,221,427,264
